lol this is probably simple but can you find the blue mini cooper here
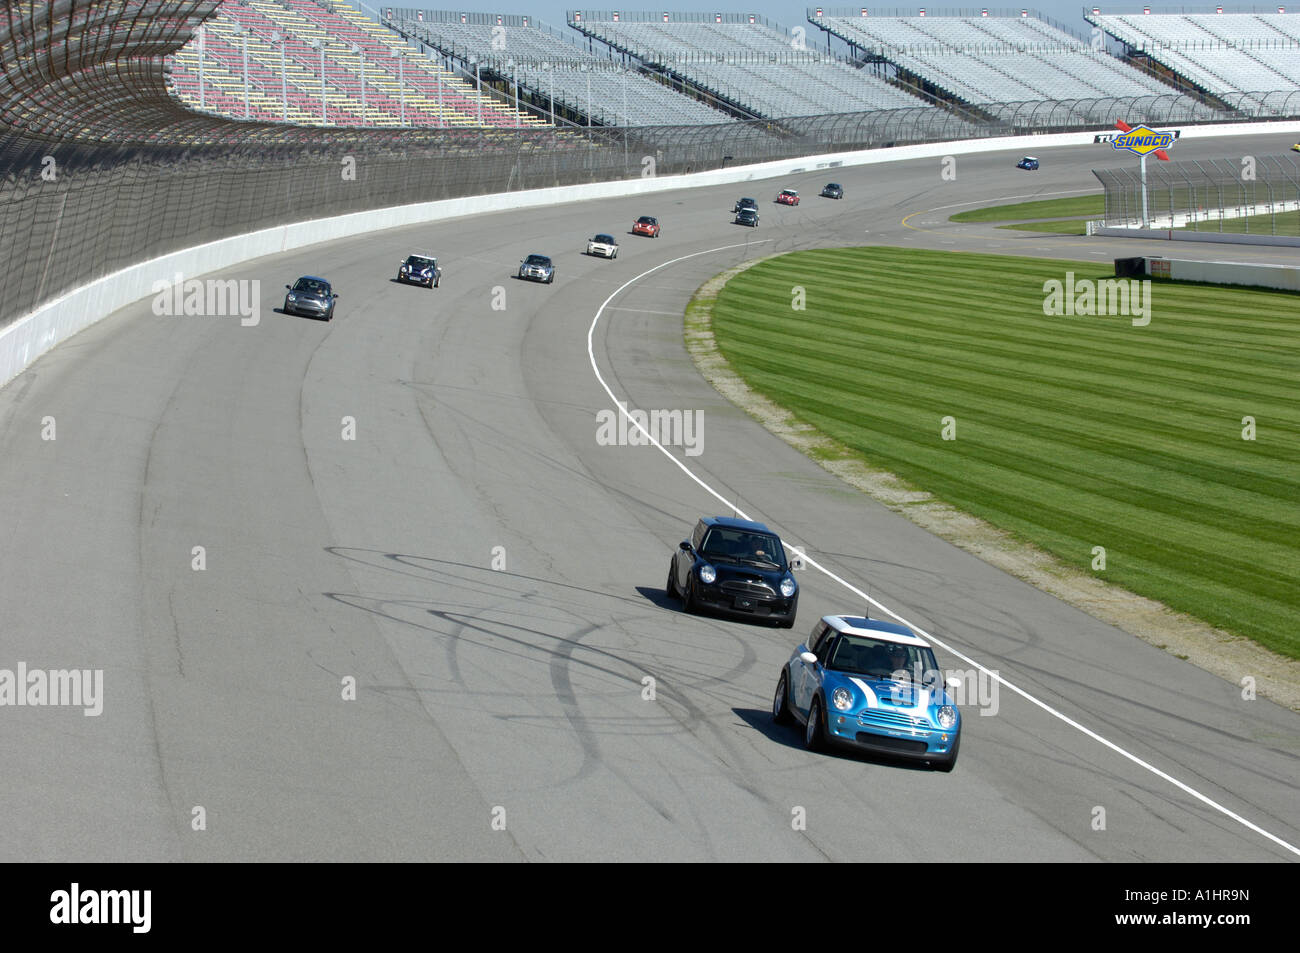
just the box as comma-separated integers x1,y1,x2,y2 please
773,615,962,771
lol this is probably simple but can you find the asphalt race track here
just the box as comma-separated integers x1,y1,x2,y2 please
1,133,1296,862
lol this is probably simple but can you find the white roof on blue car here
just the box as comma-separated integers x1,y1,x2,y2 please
825,615,930,648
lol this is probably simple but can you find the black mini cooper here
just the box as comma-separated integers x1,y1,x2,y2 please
666,516,800,627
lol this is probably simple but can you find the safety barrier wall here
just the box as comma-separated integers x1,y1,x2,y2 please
4,118,1300,390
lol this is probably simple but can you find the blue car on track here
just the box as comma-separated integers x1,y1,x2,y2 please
1016,156,1040,170
773,615,962,771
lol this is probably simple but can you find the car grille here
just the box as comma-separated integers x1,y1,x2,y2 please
720,580,775,598
858,709,927,731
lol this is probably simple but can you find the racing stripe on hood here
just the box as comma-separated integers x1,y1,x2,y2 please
848,678,879,708
850,678,930,712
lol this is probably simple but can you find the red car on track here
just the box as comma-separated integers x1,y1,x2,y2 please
632,215,661,238
776,189,800,206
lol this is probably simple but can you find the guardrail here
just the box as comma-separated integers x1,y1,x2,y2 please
6,118,1300,392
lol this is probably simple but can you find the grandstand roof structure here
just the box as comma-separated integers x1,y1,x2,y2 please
1090,10,1300,108
385,10,737,126
567,10,935,119
807,8,1216,122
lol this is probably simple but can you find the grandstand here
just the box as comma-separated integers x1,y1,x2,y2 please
1090,11,1300,110
385,11,735,126
809,9,1211,123
567,11,933,119
167,0,538,127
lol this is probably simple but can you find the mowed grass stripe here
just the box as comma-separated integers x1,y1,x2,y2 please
727,372,1300,642
722,326,1300,497
711,248,1300,657
727,380,1299,592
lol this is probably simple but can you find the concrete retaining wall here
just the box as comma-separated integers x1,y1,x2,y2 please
5,119,1300,390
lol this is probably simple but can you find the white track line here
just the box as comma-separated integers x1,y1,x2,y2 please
585,243,1300,859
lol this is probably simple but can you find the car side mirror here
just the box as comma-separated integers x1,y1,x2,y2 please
679,541,691,552
946,676,962,692
285,285,292,290
800,652,818,665
789,548,805,571
333,294,339,299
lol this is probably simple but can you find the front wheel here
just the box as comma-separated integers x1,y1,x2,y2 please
773,672,793,725
665,563,678,600
804,697,825,752
683,577,699,615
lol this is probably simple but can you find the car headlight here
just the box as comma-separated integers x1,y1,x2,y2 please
832,687,853,711
698,564,717,585
937,705,957,729
779,575,796,598
286,294,296,302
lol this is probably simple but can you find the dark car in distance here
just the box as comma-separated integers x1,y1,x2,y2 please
397,253,441,288
734,208,759,227
666,516,799,627
283,276,337,321
733,197,759,214
821,183,844,199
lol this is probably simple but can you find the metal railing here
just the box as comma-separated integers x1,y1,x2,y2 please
8,2,1300,339
1095,152,1300,232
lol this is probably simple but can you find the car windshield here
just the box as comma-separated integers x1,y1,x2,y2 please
826,183,840,189
593,235,615,244
782,191,797,196
827,636,939,682
637,217,656,224
700,528,785,569
739,198,756,205
524,255,551,266
405,256,434,269
293,279,329,295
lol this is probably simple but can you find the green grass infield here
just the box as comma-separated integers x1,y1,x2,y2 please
709,247,1300,658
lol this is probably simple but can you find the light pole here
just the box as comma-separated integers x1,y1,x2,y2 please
436,51,444,127
544,62,553,125
311,37,327,123
508,59,519,127
352,43,366,123
389,49,406,126
197,24,206,109
470,56,482,126
232,23,250,119
584,65,591,132
271,32,287,121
